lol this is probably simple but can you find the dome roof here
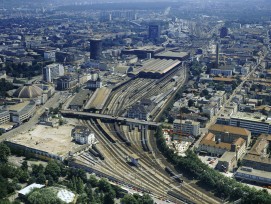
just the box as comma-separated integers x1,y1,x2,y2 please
13,84,43,98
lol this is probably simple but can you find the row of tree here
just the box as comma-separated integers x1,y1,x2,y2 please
0,143,154,204
155,127,271,204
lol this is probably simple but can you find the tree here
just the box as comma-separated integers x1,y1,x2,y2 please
45,160,61,181
85,183,93,202
21,161,28,171
32,164,44,177
121,194,138,204
98,178,112,193
77,193,88,204
16,169,29,183
139,194,154,204
27,188,63,204
36,174,46,184
87,175,98,187
0,143,11,163
103,189,116,204
0,199,11,204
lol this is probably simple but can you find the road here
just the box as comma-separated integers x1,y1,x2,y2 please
0,92,61,142
192,54,266,149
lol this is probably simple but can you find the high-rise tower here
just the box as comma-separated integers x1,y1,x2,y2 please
220,27,228,38
148,24,161,40
90,38,102,60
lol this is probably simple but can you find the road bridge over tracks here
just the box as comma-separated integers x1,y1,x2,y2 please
61,110,161,128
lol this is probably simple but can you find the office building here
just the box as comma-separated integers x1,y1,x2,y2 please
173,119,200,137
229,112,271,135
220,27,228,38
90,38,102,60
0,110,10,125
148,24,161,40
56,75,78,91
43,63,64,83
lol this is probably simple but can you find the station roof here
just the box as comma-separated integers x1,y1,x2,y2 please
69,89,93,107
155,51,189,59
84,87,111,110
131,59,181,76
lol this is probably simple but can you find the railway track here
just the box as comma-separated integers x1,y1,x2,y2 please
85,119,218,204
73,66,220,203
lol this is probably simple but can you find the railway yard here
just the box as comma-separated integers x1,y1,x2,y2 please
7,61,221,203
63,64,222,204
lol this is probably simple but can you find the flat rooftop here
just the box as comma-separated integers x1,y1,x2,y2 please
155,51,189,59
124,46,164,52
131,59,181,76
8,101,30,112
235,167,271,180
8,120,81,157
69,89,93,108
84,87,112,110
231,112,270,124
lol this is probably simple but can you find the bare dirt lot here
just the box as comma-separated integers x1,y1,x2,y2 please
9,119,81,157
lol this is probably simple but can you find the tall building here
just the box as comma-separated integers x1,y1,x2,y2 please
173,119,200,137
148,24,161,40
43,63,64,83
90,38,102,60
220,27,228,38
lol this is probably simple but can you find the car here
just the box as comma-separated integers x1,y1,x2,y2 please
207,157,212,161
